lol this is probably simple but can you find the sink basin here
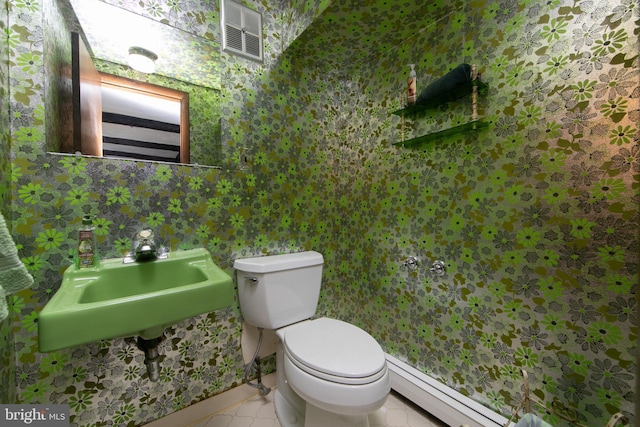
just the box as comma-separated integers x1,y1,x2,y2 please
38,248,233,352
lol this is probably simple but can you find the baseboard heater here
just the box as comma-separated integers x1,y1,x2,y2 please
386,354,511,427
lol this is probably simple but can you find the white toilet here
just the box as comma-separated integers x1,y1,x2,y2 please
234,251,390,427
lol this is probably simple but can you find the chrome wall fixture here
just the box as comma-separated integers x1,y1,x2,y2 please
402,256,419,271
401,257,446,276
429,260,446,276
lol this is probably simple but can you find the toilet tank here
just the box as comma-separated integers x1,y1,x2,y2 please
234,251,324,330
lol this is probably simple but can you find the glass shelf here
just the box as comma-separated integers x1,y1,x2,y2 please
391,80,488,117
393,120,489,148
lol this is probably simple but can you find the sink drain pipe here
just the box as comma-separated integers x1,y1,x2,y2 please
137,336,163,382
243,327,271,395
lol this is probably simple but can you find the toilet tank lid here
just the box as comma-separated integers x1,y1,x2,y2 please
233,251,324,273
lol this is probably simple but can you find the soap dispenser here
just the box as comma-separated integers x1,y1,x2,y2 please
407,64,417,105
77,214,98,269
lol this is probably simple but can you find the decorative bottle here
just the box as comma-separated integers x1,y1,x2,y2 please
77,215,98,269
407,64,417,105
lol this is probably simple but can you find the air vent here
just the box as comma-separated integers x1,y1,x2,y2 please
221,0,263,62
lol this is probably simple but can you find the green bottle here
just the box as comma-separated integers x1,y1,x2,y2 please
77,215,98,268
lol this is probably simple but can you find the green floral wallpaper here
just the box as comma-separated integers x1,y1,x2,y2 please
292,1,638,425
3,0,638,427
0,0,16,406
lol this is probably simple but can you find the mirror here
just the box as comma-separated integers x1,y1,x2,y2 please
72,31,190,163
68,0,221,88
46,0,223,166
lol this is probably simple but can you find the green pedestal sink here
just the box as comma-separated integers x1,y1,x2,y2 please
38,248,233,353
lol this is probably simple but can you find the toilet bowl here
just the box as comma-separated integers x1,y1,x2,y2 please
280,318,389,416
234,251,390,427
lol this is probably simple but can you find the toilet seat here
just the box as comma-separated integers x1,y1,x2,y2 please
283,318,387,385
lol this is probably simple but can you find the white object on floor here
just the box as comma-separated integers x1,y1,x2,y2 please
514,413,553,427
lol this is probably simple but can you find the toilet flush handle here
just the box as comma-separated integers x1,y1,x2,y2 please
244,276,259,284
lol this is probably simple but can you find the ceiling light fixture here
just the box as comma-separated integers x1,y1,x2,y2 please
128,46,158,73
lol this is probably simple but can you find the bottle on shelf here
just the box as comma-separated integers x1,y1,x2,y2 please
407,64,417,106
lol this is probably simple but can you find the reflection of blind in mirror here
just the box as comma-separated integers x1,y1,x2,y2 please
101,86,182,163
221,0,263,62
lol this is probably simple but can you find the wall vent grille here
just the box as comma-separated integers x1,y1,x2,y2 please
221,0,263,62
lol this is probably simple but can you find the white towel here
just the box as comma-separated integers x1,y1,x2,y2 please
0,213,33,322
514,414,554,427
0,287,7,323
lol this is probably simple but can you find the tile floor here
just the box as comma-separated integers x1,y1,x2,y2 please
190,389,448,427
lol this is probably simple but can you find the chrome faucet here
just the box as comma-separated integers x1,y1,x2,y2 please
133,227,156,261
124,227,168,263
